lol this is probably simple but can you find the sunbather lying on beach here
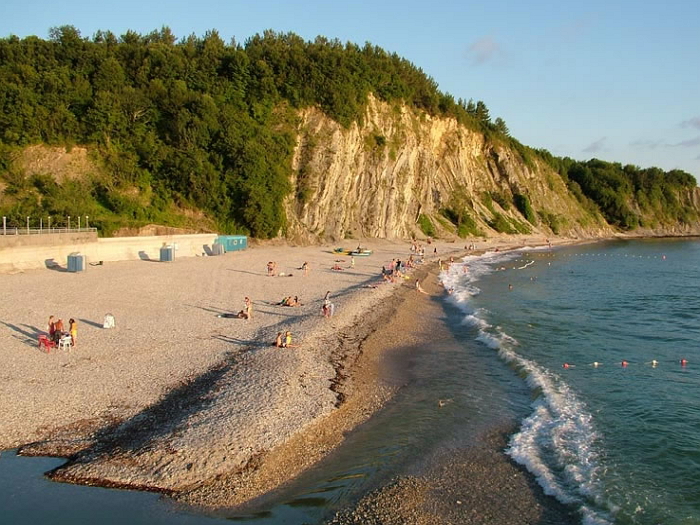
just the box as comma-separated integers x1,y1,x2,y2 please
331,264,344,271
277,296,302,307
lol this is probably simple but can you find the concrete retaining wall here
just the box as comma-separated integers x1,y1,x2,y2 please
0,231,98,249
0,233,221,273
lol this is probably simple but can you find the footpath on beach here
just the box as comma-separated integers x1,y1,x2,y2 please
0,234,563,506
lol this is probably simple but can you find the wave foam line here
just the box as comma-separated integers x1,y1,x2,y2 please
440,255,614,525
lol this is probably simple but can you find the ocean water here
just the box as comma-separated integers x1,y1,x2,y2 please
440,238,700,525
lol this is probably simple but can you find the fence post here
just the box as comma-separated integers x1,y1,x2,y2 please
26,216,30,234
48,216,51,233
68,216,71,231
78,216,81,231
86,215,89,230
2,216,5,236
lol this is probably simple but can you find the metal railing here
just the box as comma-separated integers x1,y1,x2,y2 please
1,226,98,235
1,216,96,236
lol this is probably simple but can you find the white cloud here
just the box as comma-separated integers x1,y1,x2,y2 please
466,37,502,65
583,137,607,153
680,117,700,130
630,139,665,150
676,136,700,147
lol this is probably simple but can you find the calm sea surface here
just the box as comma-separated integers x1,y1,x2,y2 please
441,238,700,524
2,238,698,524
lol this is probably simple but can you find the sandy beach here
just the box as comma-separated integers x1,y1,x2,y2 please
1,233,579,520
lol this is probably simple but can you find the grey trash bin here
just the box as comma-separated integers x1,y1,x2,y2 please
160,245,174,262
67,252,86,272
212,243,225,255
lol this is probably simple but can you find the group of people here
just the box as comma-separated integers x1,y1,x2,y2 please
275,331,296,348
48,315,77,347
277,296,302,307
381,256,420,283
409,241,427,257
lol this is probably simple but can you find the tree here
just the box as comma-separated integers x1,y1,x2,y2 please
494,117,509,136
475,100,490,123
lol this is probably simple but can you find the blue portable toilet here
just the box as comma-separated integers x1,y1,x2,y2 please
215,235,247,252
160,245,174,262
67,252,86,272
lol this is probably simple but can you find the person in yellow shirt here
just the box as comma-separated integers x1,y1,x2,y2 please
68,318,78,347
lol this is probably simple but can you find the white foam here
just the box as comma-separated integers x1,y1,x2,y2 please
439,251,614,524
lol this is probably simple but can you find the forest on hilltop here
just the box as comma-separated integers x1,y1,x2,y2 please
0,26,696,237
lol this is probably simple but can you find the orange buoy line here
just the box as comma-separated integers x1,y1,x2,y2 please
560,359,688,369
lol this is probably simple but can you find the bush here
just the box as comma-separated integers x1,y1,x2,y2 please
513,193,537,224
488,212,517,234
418,213,436,237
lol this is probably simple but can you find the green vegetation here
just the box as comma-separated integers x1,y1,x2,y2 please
440,187,482,238
0,26,695,238
538,210,564,234
513,193,536,224
565,159,697,230
417,213,436,237
534,152,697,230
487,212,516,234
0,27,510,236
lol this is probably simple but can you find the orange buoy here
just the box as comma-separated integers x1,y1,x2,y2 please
562,363,570,369
680,358,688,367
621,360,629,367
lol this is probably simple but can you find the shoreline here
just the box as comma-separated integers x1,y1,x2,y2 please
1,234,587,515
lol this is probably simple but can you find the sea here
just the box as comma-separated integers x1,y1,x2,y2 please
1,237,698,525
439,237,700,525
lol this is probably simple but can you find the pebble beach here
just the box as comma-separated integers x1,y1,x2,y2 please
0,234,577,522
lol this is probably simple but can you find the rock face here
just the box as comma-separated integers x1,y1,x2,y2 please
284,96,610,243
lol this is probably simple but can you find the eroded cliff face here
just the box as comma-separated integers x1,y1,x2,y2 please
284,96,610,243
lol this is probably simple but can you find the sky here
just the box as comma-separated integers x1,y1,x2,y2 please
1,0,699,178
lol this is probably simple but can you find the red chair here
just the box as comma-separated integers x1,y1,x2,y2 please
38,334,56,353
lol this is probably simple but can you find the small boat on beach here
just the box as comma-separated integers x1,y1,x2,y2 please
350,249,373,256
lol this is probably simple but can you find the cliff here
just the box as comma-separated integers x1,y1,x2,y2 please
285,96,611,243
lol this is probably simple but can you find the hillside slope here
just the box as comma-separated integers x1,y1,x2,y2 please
285,96,611,242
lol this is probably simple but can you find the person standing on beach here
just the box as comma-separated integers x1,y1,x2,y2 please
68,318,78,347
322,291,334,318
53,318,65,343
